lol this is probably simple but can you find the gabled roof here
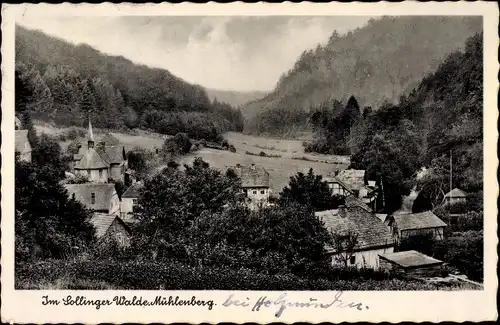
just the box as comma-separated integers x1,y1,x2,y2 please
323,176,353,194
336,169,366,191
345,195,372,212
234,164,270,188
74,148,109,170
15,130,31,153
391,211,447,231
99,145,125,164
65,183,117,211
316,206,395,252
379,250,444,269
444,188,468,198
122,182,143,199
90,213,131,239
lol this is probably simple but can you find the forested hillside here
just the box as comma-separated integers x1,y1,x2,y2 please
307,33,483,213
205,88,267,108
15,25,243,141
244,16,482,136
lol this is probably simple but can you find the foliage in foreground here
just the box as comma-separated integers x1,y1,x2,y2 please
15,259,478,291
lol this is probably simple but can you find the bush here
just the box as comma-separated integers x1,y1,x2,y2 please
16,259,467,291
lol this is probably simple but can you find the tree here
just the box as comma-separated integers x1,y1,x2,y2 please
32,133,66,178
330,230,359,268
279,168,334,211
173,133,192,154
134,158,241,260
15,160,95,261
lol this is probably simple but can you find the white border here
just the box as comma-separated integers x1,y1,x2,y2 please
1,2,498,323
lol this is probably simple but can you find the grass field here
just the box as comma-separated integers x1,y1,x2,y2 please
35,122,349,193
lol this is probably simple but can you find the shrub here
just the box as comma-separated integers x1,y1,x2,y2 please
16,259,470,291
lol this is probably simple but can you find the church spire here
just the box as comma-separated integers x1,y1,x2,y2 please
88,117,94,149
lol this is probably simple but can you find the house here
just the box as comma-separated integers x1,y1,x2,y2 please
384,211,447,242
15,116,22,130
315,205,396,269
64,183,120,216
233,164,271,204
444,188,467,205
324,169,378,209
90,213,131,248
379,250,445,277
73,120,128,183
15,130,32,162
120,182,143,223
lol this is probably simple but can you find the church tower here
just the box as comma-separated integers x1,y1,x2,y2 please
88,118,95,149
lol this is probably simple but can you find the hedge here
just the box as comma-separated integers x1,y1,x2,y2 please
15,259,473,291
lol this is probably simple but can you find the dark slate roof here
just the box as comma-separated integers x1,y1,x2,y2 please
65,184,116,211
100,133,120,146
392,211,447,231
345,195,372,213
444,188,468,198
379,250,444,268
122,182,143,198
315,206,395,252
74,148,109,170
100,145,125,164
234,164,270,188
15,130,30,153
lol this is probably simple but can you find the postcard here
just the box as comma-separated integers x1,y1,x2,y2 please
1,2,498,323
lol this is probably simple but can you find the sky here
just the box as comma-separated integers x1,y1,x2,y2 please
17,16,371,92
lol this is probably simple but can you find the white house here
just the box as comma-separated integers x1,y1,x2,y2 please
315,205,396,269
15,130,32,162
120,182,142,223
64,183,120,216
233,164,271,206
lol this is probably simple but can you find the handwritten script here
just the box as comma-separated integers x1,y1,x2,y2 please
222,291,369,318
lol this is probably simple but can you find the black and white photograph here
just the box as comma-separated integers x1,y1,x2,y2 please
2,2,498,324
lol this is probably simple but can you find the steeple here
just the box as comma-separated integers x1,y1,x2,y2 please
88,117,94,149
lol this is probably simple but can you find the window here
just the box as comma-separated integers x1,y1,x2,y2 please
132,199,138,205
260,190,265,194
350,255,356,265
99,169,103,179
253,191,257,195
91,193,96,204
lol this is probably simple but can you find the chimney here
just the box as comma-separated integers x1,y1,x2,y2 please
334,170,340,176
251,163,255,170
353,189,360,198
98,141,105,151
236,164,240,168
338,205,347,218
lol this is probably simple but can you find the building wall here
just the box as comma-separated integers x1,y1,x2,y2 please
330,246,395,269
76,168,109,183
445,197,466,205
120,197,136,215
110,164,124,182
244,187,270,202
400,227,445,241
328,182,350,196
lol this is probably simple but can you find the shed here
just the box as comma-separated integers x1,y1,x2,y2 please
444,188,467,205
385,211,447,242
90,213,131,248
379,250,445,277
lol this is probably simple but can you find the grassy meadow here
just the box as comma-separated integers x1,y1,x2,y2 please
35,122,349,194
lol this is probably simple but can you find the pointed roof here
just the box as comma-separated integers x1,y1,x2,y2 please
234,164,270,188
444,188,468,198
74,148,109,169
88,118,94,143
316,206,395,251
122,182,143,199
90,213,131,239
